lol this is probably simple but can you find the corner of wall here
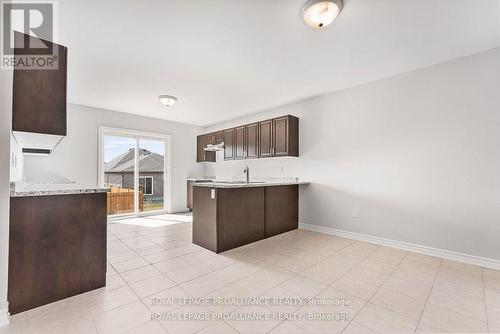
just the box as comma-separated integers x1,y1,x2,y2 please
0,307,9,327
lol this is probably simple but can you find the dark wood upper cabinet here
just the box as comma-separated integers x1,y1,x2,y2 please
215,131,224,142
196,134,215,162
196,115,298,162
223,128,235,160
206,132,216,145
12,33,67,136
268,115,299,157
245,123,259,159
234,126,246,159
259,120,273,158
272,116,289,157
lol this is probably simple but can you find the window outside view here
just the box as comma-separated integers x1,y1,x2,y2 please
104,135,165,215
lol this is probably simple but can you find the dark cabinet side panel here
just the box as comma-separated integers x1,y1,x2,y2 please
192,187,218,252
187,181,194,209
12,33,67,136
8,193,107,314
265,185,299,237
288,115,299,157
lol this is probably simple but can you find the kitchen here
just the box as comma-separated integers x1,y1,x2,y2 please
1,1,500,333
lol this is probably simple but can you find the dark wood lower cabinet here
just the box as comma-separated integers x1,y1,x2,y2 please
8,193,107,315
192,185,298,253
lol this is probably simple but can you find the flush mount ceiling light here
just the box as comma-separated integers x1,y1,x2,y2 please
159,95,178,107
302,0,343,29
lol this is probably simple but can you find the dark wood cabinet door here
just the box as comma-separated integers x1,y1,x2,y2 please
245,123,259,159
12,33,67,136
273,116,289,156
259,120,273,157
234,126,246,159
206,133,216,145
215,131,224,142
223,128,235,160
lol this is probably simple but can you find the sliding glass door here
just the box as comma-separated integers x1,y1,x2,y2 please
100,128,170,217
138,138,165,213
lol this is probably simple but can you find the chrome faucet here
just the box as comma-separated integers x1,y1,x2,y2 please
243,165,250,183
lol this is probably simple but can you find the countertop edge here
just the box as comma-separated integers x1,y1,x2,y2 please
10,188,109,198
192,181,310,189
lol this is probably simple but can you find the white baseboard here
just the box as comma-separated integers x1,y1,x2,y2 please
0,308,9,327
299,223,500,271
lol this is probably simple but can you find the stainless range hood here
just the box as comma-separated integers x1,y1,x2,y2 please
204,141,224,152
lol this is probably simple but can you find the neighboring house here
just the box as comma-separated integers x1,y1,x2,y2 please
105,148,164,199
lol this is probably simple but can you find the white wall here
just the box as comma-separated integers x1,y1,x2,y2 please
23,104,204,213
0,61,13,325
9,135,23,182
205,48,500,261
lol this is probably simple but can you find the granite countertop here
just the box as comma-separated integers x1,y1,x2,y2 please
193,180,310,189
10,182,109,197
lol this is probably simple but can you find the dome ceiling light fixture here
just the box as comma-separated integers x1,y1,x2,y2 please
302,0,343,29
159,95,178,107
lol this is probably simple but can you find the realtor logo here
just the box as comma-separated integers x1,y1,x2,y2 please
1,1,59,69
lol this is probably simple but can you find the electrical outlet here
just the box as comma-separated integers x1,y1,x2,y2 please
210,189,216,199
352,209,359,219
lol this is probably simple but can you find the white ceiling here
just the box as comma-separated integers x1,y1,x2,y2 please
59,0,500,126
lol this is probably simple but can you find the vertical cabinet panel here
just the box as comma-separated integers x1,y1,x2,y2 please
258,120,273,158
272,116,289,157
234,126,246,159
223,128,235,160
196,135,204,162
12,33,68,136
245,123,259,159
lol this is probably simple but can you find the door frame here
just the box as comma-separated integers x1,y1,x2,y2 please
98,126,173,216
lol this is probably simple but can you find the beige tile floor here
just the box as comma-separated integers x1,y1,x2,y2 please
1,213,499,334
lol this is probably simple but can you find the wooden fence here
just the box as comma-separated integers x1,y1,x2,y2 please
107,187,143,215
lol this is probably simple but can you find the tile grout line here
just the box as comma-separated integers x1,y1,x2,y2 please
262,236,358,333
338,250,411,334
276,242,378,334
413,258,442,334
481,267,490,333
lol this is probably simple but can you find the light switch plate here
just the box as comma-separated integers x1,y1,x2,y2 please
211,189,216,199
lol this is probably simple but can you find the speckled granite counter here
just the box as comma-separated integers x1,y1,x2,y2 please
10,182,109,197
193,180,310,188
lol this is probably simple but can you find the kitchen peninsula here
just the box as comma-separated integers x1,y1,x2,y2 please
192,180,309,253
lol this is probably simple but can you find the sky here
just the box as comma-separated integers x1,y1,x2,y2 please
104,135,165,162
